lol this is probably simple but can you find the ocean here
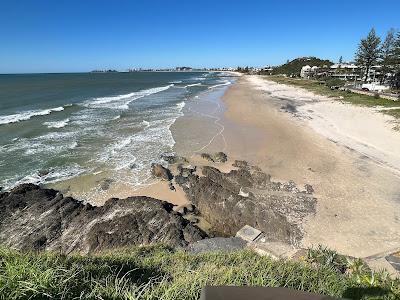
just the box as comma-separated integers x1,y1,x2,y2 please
0,71,232,200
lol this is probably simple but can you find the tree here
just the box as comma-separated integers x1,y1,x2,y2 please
338,56,343,65
379,28,397,84
393,32,400,89
355,28,381,82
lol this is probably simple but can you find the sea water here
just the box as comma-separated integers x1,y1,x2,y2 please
0,71,233,198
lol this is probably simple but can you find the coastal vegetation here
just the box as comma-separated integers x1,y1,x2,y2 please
265,75,400,110
257,57,333,77
1,245,399,300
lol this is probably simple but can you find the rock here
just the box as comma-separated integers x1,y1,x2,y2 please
151,163,173,181
187,237,247,254
174,205,187,215
178,165,196,177
185,203,195,213
99,178,114,191
0,184,207,253
161,154,188,164
169,182,176,191
182,163,316,246
213,152,228,163
232,160,248,169
200,153,214,162
304,184,314,194
175,175,189,185
38,169,50,177
200,152,228,163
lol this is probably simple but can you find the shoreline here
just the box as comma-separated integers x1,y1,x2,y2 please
49,73,400,257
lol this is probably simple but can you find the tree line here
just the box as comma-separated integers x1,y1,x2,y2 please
355,28,400,88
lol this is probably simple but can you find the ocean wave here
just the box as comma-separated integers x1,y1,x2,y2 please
43,118,70,128
176,101,186,111
208,81,231,90
141,120,150,128
185,83,202,88
84,84,174,110
169,80,182,84
0,106,65,126
3,164,85,190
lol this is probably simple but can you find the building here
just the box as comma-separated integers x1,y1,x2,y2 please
300,65,319,78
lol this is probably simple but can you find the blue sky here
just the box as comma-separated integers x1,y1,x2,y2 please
1,0,399,73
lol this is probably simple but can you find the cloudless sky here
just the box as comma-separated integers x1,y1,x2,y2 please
1,0,399,73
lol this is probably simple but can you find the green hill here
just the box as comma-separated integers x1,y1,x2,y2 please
270,57,333,76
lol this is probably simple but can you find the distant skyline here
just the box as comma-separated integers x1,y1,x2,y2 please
1,0,399,73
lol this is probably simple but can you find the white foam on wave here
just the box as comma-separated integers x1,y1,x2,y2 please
43,118,70,128
208,80,232,90
0,106,65,126
3,164,86,190
84,84,174,110
185,83,202,88
141,120,150,128
169,80,182,84
176,101,186,111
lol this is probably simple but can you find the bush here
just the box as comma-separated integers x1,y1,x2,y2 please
325,78,345,89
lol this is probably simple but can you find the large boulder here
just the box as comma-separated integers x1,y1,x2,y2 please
0,184,206,253
180,164,316,246
151,163,173,181
200,152,228,163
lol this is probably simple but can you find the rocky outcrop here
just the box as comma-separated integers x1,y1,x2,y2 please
188,237,247,254
0,184,206,253
180,164,316,246
200,152,228,163
151,163,173,181
161,154,188,165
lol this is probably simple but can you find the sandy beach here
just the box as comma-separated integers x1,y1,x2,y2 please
57,73,400,258
214,75,400,257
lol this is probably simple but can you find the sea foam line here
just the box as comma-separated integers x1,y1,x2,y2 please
0,107,65,126
208,81,231,90
43,118,70,128
84,84,174,110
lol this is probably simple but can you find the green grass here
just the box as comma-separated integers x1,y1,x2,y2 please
1,245,399,299
265,76,400,109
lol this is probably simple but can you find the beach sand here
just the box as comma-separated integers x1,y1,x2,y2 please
216,75,400,257
58,73,400,258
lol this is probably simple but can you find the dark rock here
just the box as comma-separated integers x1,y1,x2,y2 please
161,154,188,164
174,205,187,215
201,153,214,162
38,169,51,177
187,237,247,254
175,175,189,185
151,163,173,181
178,165,196,177
182,163,316,246
99,178,114,191
185,203,195,213
214,152,228,163
232,160,248,169
0,184,207,253
304,184,314,194
200,152,228,163
169,182,176,191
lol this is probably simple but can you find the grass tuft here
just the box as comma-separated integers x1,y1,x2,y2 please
0,245,399,299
